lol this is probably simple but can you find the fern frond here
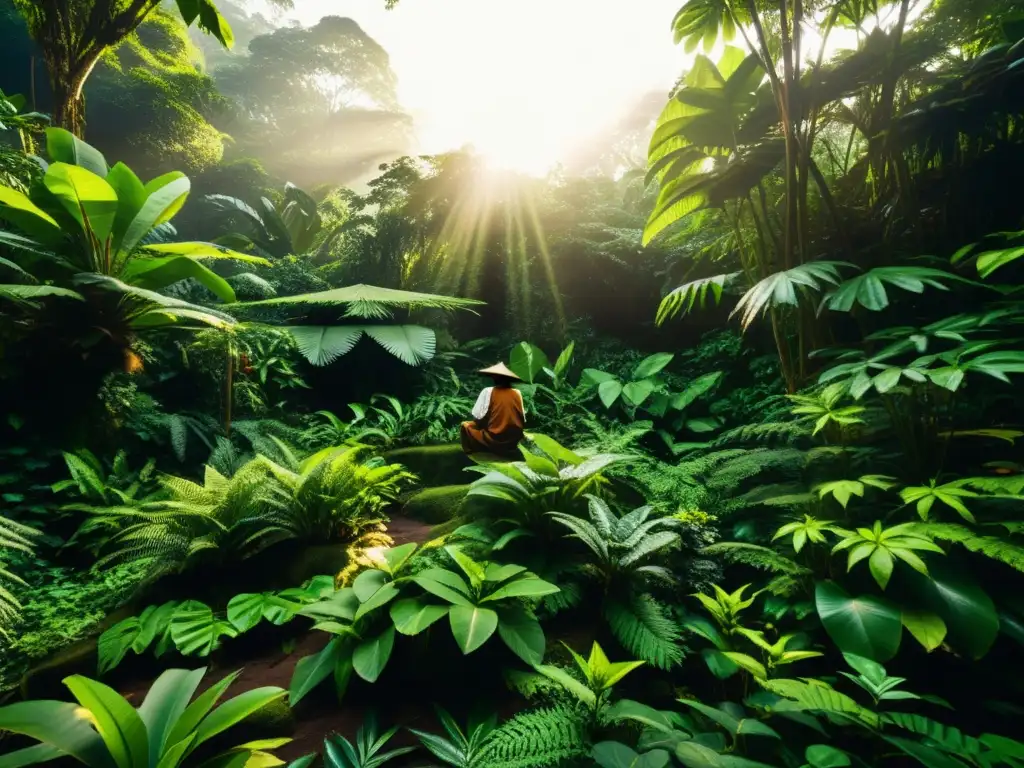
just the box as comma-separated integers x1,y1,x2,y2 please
701,542,807,574
881,713,986,758
604,594,684,670
712,421,811,447
478,705,589,768
912,523,1024,572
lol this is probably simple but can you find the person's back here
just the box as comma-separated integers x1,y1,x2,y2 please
461,363,526,455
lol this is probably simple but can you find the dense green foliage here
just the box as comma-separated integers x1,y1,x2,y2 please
2,0,1024,767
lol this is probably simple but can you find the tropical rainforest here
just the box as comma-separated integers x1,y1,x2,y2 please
1,0,1024,767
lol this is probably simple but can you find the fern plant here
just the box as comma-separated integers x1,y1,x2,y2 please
0,513,38,639
548,495,685,668
76,461,283,572
259,445,415,542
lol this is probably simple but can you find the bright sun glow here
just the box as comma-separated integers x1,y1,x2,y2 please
289,0,686,176
283,0,911,177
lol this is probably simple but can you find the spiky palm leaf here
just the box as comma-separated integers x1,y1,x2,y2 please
656,273,734,325
732,261,851,329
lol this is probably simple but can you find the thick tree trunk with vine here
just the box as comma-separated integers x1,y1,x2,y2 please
50,65,91,136
17,0,164,138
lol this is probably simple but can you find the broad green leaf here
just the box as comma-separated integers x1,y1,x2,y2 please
97,618,142,675
64,676,148,768
599,379,624,409
353,582,400,622
137,668,205,766
623,379,657,407
815,582,902,662
44,163,118,243
805,745,851,768
633,353,674,379
449,605,499,654
289,638,345,706
480,577,560,603
904,562,998,659
352,569,389,602
169,601,239,656
0,186,62,242
47,128,108,176
192,686,287,747
389,599,450,635
352,626,395,683
495,604,546,666
0,700,109,768
142,242,269,264
412,569,474,607
227,593,299,633
119,175,191,257
122,256,235,303
592,741,670,768
901,610,947,652
672,371,723,411
509,342,549,383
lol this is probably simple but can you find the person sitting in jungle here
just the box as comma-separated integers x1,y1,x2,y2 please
461,362,526,455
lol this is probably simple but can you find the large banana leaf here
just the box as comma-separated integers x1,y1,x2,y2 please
0,284,84,302
44,163,119,244
47,128,109,177
0,701,110,768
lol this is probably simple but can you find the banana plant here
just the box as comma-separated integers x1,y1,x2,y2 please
206,182,322,259
0,667,288,768
0,128,265,324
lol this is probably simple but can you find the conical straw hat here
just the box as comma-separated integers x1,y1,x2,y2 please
478,362,523,381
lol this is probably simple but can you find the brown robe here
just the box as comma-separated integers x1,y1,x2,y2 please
461,386,525,455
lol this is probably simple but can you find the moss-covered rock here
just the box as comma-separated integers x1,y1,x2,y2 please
402,484,471,524
384,444,472,486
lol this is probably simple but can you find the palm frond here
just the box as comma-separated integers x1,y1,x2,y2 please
235,283,483,316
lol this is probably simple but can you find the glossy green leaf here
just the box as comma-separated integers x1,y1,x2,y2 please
449,605,499,654
352,626,395,683
44,163,118,243
495,604,546,665
47,128,108,176
289,638,345,706
815,582,902,661
389,599,450,635
0,700,109,768
64,675,148,768
901,610,947,652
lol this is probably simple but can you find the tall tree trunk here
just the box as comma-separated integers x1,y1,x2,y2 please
49,54,101,137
